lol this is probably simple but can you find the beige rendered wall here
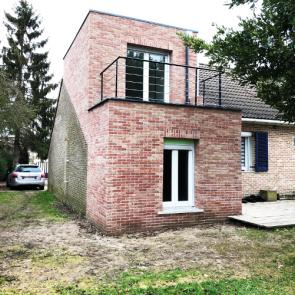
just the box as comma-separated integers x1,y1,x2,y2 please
242,123,295,197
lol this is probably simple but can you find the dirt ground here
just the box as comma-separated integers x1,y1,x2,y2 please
1,219,246,284
0,190,294,294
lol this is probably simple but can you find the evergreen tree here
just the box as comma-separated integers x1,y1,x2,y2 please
0,66,33,176
0,67,33,136
2,0,57,164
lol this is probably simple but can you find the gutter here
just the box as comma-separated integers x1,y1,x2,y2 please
185,45,189,104
242,118,295,125
185,30,194,104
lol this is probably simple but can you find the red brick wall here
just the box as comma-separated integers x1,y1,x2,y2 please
85,103,110,229
61,11,242,233
242,123,295,196
88,100,242,234
88,12,197,106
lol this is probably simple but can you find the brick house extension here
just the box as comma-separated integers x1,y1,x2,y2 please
49,10,293,234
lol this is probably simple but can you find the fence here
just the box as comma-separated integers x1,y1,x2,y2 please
34,159,49,177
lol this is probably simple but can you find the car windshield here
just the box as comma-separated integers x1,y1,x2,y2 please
15,166,41,173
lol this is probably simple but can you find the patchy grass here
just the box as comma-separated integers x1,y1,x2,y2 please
0,191,295,294
30,249,84,268
0,191,67,223
55,262,295,295
0,244,87,294
53,226,295,294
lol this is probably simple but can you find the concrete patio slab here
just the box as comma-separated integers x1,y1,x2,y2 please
229,200,295,228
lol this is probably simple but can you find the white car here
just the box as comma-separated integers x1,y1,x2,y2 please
6,164,45,190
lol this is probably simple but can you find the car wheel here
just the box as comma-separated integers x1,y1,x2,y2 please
39,186,44,190
6,181,10,188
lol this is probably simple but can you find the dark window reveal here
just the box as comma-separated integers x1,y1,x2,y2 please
178,150,189,201
126,50,144,99
163,149,172,202
149,53,165,102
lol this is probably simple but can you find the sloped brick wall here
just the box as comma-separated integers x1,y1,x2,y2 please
48,83,87,213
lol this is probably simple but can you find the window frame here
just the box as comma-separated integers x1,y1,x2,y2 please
241,132,254,172
163,142,195,209
127,47,170,102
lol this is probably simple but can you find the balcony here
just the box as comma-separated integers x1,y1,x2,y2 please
100,56,224,107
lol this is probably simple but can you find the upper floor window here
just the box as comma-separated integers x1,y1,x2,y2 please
126,47,169,102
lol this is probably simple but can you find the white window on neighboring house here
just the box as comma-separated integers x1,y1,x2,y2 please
126,47,170,103
241,132,255,171
163,139,195,211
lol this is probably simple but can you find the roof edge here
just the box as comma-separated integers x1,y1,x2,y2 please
88,97,241,113
89,9,198,33
49,79,63,149
63,10,198,60
242,118,294,125
63,11,91,59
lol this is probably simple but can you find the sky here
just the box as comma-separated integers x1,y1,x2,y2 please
0,0,253,98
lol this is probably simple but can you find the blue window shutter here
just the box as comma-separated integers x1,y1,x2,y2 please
255,132,268,172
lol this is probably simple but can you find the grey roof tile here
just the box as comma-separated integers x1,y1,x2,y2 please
199,65,279,120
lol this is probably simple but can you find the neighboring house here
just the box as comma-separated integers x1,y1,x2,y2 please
49,10,294,234
200,69,295,198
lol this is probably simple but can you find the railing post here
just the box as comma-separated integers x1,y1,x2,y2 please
194,68,198,105
101,72,104,101
218,72,222,106
115,59,118,98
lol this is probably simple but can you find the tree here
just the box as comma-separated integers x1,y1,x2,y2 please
180,0,295,122
26,49,57,160
0,67,33,135
0,67,33,177
2,0,57,164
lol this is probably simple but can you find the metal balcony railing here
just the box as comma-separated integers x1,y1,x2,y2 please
100,56,224,106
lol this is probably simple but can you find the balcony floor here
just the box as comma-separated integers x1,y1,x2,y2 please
229,200,295,228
